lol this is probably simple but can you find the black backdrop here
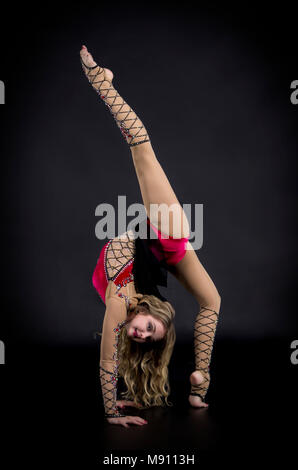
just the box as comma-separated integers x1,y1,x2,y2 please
0,1,297,467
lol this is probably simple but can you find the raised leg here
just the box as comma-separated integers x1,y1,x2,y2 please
79,46,189,239
167,245,221,407
130,144,190,239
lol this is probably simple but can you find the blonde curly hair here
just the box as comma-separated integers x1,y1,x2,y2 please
117,294,176,409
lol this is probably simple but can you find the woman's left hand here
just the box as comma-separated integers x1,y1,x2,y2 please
116,400,141,409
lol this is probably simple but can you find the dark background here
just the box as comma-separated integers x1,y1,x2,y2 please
0,1,297,468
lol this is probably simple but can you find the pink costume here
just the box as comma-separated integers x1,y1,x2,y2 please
92,216,189,305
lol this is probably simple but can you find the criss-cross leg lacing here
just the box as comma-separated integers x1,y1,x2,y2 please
80,46,151,148
190,306,219,401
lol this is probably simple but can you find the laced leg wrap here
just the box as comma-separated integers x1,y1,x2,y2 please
190,306,219,401
99,365,126,419
80,57,151,148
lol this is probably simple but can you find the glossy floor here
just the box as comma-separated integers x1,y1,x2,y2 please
0,339,296,468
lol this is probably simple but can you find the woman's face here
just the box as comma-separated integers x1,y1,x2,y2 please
125,313,166,344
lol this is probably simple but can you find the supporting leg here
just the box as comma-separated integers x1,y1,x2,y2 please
167,246,221,404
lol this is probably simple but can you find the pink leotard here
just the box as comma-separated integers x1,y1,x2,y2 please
92,216,189,304
146,217,189,265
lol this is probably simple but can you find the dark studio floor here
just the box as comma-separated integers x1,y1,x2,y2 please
0,338,297,468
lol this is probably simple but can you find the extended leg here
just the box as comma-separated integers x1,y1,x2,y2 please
130,145,190,239
80,46,189,239
168,245,221,404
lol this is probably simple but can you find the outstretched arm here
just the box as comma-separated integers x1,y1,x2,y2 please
99,294,148,428
99,296,127,419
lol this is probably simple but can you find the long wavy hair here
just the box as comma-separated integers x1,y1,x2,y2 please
117,294,176,410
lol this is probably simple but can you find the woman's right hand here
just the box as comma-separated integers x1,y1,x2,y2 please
106,416,148,428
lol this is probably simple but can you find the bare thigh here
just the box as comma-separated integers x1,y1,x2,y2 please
167,241,221,310
130,143,189,238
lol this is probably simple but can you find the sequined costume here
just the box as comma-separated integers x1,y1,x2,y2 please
93,217,189,418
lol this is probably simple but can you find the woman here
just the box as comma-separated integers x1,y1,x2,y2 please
80,45,221,428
